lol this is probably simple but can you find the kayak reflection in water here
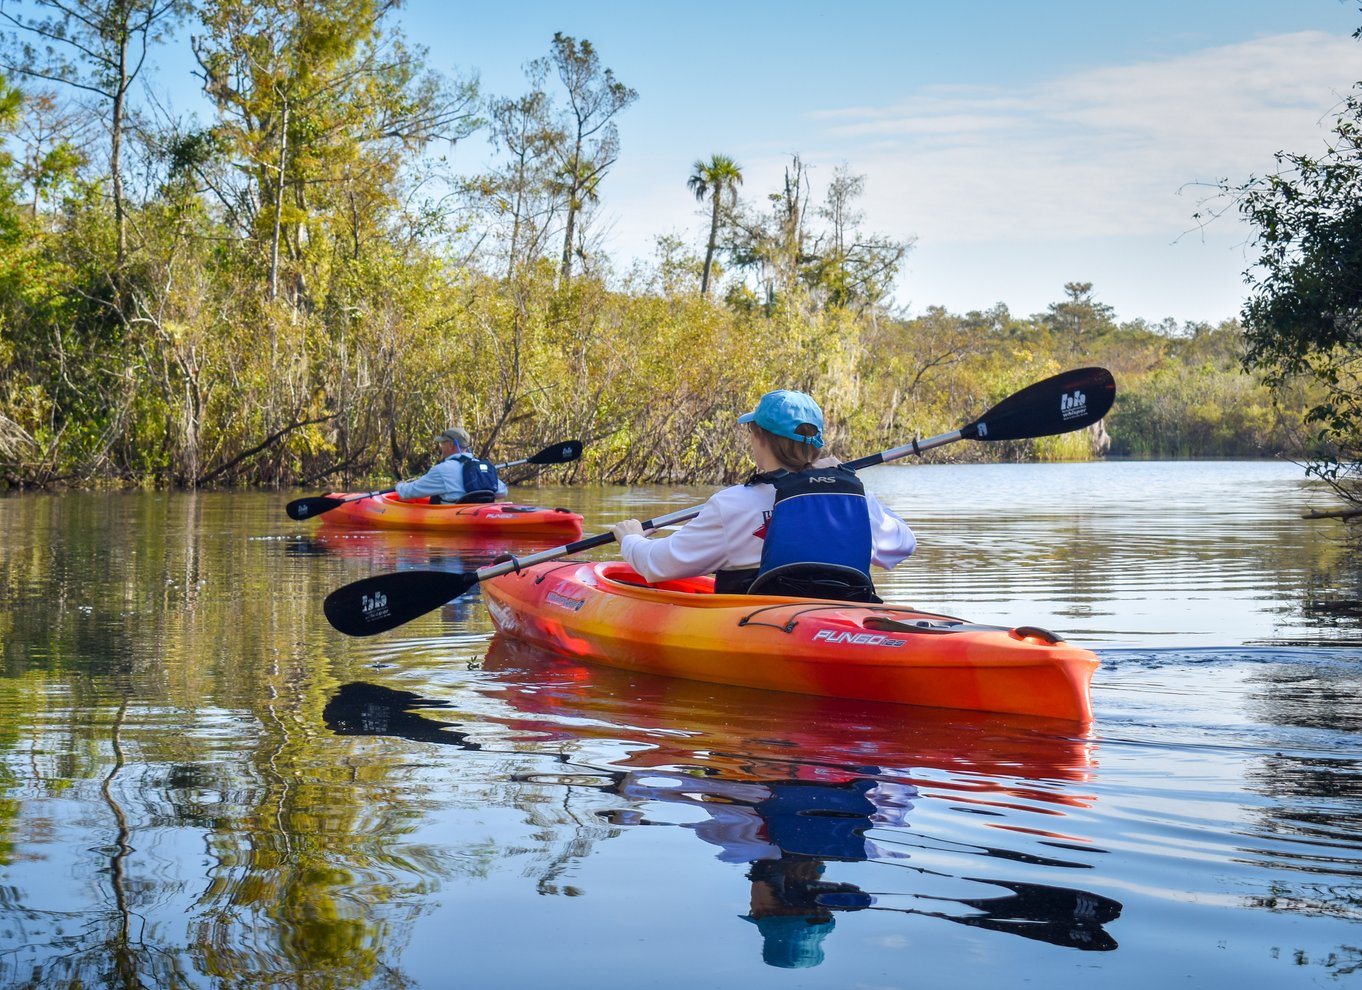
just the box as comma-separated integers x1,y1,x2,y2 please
320,682,1121,966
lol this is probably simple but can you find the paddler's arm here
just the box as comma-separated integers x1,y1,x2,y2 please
608,502,732,583
867,496,916,569
395,463,446,500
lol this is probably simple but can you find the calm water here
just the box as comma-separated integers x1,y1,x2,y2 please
0,461,1359,989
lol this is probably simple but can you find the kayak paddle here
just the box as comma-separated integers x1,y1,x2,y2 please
323,367,1115,636
285,439,584,521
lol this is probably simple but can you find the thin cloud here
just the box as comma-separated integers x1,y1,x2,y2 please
805,31,1359,245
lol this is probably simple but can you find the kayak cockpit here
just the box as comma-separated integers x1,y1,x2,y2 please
597,562,717,595
594,562,1065,644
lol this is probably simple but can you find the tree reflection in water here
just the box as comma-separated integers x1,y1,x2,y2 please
323,678,1122,967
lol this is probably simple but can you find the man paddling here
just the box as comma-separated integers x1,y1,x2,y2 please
396,427,509,504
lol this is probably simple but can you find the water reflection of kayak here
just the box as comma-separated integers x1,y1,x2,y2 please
476,646,1123,957
321,668,1120,961
318,492,584,537
296,525,568,564
482,560,1100,721
479,633,1098,802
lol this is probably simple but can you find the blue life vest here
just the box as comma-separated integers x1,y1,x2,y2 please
757,466,872,577
754,778,880,861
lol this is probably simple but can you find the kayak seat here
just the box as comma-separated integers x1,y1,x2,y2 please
746,563,882,604
455,490,498,504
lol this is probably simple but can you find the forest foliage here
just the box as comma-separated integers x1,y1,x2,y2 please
0,3,1316,491
1217,71,1362,508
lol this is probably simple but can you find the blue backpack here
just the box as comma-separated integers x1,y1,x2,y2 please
457,456,501,503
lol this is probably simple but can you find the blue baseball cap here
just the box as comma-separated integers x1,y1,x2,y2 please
741,914,835,969
737,390,825,448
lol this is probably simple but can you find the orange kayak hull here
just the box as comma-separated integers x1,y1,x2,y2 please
319,493,584,537
482,561,1099,722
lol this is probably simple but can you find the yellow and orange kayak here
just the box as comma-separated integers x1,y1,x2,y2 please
482,561,1100,722
320,492,584,537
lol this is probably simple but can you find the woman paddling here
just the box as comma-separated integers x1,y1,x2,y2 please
609,390,915,597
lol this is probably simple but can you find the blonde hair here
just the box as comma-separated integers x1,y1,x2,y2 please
750,423,820,472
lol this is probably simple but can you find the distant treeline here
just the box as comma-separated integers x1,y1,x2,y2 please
0,7,1309,490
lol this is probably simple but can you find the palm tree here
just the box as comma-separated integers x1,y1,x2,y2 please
688,154,743,296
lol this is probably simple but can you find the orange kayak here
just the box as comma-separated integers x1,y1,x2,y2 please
320,492,584,537
482,561,1100,721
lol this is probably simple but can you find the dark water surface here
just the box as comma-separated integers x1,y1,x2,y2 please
0,461,1359,988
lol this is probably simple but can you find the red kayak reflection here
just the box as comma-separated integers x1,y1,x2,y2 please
322,635,1121,963
479,634,1099,810
294,525,567,567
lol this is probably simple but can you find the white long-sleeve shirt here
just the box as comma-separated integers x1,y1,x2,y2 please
395,454,509,502
617,480,915,583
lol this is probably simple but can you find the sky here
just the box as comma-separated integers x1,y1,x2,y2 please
173,0,1362,326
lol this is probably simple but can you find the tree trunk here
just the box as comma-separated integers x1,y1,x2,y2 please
560,196,576,281
111,53,126,270
269,95,290,304
559,136,585,281
702,185,721,296
1302,508,1362,521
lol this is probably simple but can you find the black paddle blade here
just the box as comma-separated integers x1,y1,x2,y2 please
966,367,1115,442
528,439,583,465
286,494,347,520
324,570,480,636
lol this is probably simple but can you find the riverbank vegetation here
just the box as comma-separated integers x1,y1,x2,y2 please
0,4,1323,491
1215,31,1362,511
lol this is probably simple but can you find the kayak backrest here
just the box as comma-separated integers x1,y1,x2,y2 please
456,490,499,504
746,563,881,603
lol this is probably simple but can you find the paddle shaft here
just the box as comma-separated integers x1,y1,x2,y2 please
324,367,1114,634
469,422,978,583
465,366,1117,582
